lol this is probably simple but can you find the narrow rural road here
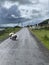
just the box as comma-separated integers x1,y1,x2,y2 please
0,28,49,65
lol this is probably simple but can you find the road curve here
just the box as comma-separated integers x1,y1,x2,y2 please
0,28,49,65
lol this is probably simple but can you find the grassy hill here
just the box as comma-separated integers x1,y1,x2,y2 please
39,19,49,26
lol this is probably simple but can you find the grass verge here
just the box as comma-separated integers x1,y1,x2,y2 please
30,29,49,50
0,27,21,42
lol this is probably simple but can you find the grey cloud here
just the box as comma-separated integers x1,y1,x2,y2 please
7,5,20,17
0,5,20,18
32,9,40,14
31,0,39,4
0,5,21,24
44,11,49,19
10,0,31,4
0,0,40,5
31,13,43,19
0,0,31,5
31,8,42,18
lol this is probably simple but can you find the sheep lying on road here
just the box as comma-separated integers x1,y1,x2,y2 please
9,32,17,40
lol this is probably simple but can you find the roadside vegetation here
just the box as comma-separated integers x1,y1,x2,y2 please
30,27,49,49
0,26,21,41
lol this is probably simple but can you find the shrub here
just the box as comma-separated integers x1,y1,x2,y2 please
44,34,49,40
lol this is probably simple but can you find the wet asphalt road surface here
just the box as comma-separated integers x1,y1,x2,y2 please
0,28,49,65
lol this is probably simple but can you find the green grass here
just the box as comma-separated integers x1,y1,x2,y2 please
0,27,21,41
31,29,49,49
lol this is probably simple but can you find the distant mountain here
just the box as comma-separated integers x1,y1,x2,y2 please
38,19,49,25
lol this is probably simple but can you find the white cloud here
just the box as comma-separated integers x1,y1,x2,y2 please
2,1,19,9
19,0,49,20
19,5,33,18
11,14,19,18
30,0,39,4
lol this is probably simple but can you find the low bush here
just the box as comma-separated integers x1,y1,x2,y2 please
44,34,49,40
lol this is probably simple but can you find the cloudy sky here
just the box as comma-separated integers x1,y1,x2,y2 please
0,0,49,26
